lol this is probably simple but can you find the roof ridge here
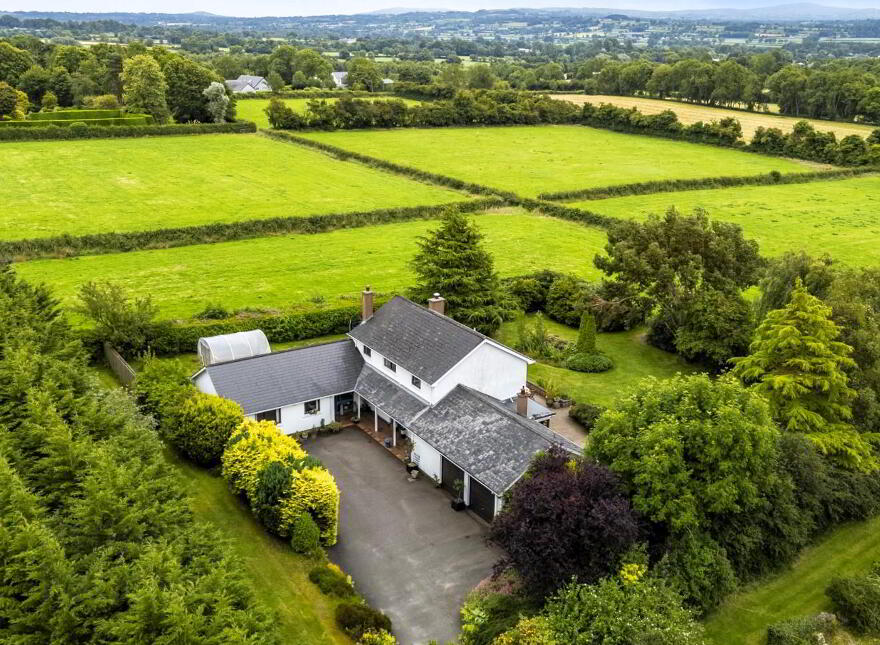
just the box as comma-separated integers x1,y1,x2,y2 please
390,294,487,341
206,338,354,369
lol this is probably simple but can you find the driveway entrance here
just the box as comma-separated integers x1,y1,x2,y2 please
307,429,500,645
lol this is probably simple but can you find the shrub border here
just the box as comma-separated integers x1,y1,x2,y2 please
0,119,257,142
538,167,878,201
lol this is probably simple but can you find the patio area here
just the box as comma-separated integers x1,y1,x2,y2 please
343,414,413,462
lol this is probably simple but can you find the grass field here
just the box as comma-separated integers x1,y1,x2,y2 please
298,125,810,197
576,175,880,266
166,449,350,644
16,210,606,319
236,97,423,128
551,94,879,141
704,517,880,645
495,314,700,407
0,134,467,240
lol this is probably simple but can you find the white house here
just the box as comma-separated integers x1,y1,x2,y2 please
192,289,576,521
224,75,272,93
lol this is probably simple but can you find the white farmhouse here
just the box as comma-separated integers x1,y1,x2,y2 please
192,289,577,521
224,75,272,93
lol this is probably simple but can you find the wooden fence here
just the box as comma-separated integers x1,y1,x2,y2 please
103,342,136,387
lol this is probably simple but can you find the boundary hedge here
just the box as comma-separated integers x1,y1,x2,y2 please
0,116,153,128
27,108,132,120
538,167,878,201
235,90,390,100
0,199,500,262
0,119,257,142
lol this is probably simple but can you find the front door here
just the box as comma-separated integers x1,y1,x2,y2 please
468,476,496,523
334,393,354,418
441,457,465,498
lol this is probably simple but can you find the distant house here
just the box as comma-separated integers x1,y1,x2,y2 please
192,290,576,522
330,71,349,88
224,75,272,93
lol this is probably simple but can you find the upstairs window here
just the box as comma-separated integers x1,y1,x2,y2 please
304,399,320,415
255,409,279,423
384,358,396,372
411,376,421,389
363,345,372,357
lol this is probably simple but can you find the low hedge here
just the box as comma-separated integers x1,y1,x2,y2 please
766,614,837,645
0,116,153,128
538,167,878,202
0,198,501,262
236,90,387,100
309,562,356,597
0,120,256,142
27,108,130,120
517,198,618,230
335,602,392,641
827,573,880,634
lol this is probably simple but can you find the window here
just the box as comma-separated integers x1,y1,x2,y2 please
383,358,396,372
411,376,421,389
255,409,279,423
363,345,372,357
304,399,320,415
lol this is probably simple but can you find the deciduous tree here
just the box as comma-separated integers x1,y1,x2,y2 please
122,54,169,123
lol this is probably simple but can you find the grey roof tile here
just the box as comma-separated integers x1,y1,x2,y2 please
348,296,485,384
410,385,580,494
354,364,429,426
203,339,363,415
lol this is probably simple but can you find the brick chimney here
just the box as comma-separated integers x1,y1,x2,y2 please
428,293,446,315
361,286,374,322
516,386,530,418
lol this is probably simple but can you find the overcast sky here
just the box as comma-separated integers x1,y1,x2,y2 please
3,0,878,18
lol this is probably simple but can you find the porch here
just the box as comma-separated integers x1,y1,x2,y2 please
343,392,415,462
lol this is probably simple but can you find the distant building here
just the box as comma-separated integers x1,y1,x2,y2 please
224,75,272,93
331,71,349,88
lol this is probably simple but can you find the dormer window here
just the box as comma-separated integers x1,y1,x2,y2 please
363,345,372,357
384,358,396,372
412,376,421,389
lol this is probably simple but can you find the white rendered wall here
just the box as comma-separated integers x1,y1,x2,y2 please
434,342,528,402
410,432,442,482
275,395,336,434
193,371,217,395
350,339,433,402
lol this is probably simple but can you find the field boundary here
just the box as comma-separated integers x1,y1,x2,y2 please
539,167,877,201
0,198,502,262
0,120,257,142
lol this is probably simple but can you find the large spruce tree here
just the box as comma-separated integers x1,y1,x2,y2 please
732,282,876,471
408,210,508,335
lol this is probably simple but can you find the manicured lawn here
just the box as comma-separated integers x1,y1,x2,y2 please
165,449,350,645
577,175,880,267
703,516,880,645
551,94,879,141
237,97,422,128
299,125,810,197
495,314,700,408
0,134,466,240
16,210,606,319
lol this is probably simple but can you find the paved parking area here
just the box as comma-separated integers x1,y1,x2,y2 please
307,429,500,645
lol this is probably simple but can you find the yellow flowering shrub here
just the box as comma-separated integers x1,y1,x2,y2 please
279,467,340,545
620,563,647,585
221,419,306,500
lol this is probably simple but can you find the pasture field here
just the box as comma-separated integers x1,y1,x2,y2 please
236,96,423,128
16,210,606,319
551,94,879,141
576,175,880,266
495,315,699,408
299,125,810,197
0,134,466,240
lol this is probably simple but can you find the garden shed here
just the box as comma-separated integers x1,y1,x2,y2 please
198,330,271,366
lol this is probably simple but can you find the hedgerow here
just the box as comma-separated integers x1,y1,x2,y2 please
0,198,501,262
538,167,877,202
222,419,308,500
0,116,153,127
0,119,256,142
173,391,244,466
235,89,384,100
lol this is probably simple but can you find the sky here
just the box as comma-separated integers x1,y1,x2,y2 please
2,0,879,18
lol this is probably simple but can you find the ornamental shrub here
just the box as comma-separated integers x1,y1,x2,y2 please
766,614,837,645
545,274,590,327
309,562,355,597
221,419,307,501
171,392,243,466
252,460,295,533
279,466,340,545
655,530,738,615
358,630,396,645
459,590,537,645
491,616,555,645
291,513,321,555
827,572,880,634
569,403,605,431
564,352,613,373
335,602,392,640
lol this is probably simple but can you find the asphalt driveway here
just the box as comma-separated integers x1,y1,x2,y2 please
307,429,501,645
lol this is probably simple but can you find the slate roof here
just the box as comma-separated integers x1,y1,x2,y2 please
354,364,429,426
200,339,363,415
224,79,248,92
348,296,487,384
410,385,580,495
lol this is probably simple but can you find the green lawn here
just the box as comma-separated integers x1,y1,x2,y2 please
704,517,880,645
165,449,350,644
0,134,466,240
16,210,606,319
495,314,700,408
577,175,880,267
237,97,422,128
299,125,811,197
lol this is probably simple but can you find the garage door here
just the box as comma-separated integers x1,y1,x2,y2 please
468,476,496,523
441,457,465,497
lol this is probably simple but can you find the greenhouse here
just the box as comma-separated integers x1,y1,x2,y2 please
198,329,271,366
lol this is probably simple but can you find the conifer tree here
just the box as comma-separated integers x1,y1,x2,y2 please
732,281,876,470
576,311,598,354
409,210,508,335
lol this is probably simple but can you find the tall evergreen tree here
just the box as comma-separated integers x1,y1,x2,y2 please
732,282,876,471
408,210,508,335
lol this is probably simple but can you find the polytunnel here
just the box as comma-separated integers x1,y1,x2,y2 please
197,329,271,366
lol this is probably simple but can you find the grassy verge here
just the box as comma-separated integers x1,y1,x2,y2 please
704,517,880,645
495,314,700,408
165,449,351,645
